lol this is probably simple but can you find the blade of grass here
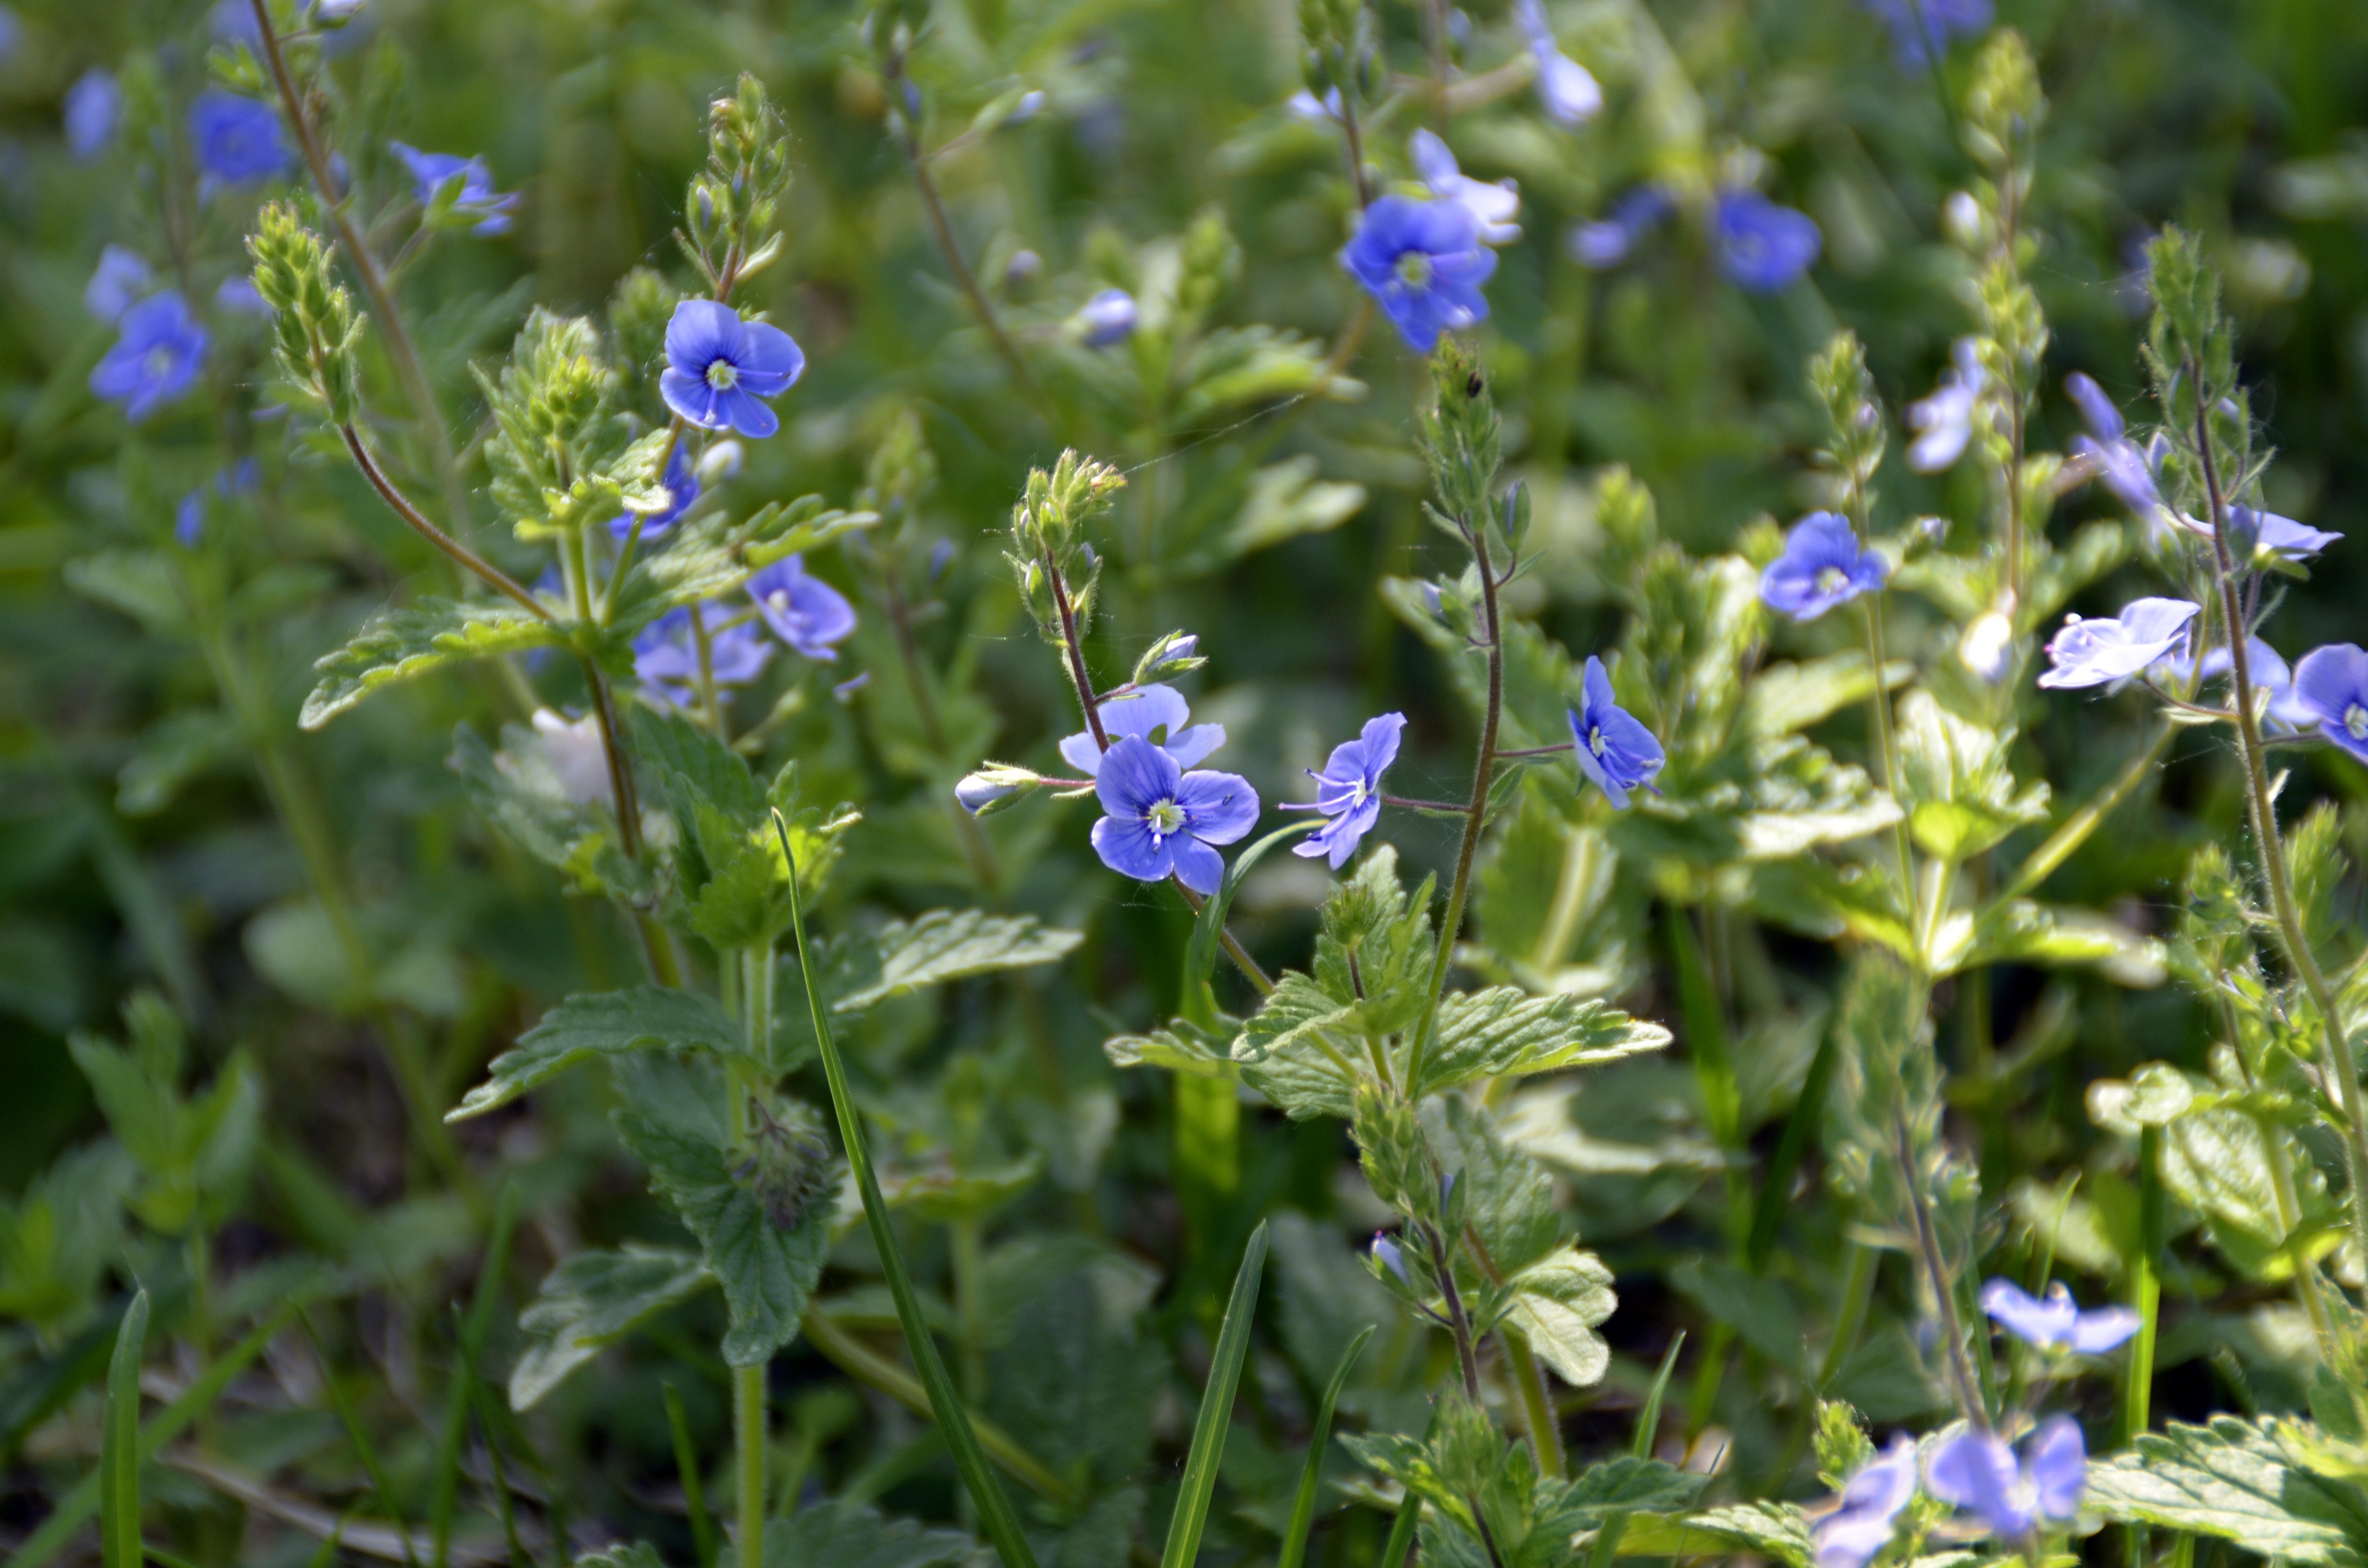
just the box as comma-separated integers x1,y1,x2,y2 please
99,1288,149,1568
1277,1325,1375,1568
664,1382,719,1568
2124,1124,2165,1568
773,809,1043,1568
458,1317,530,1568
1588,1332,1687,1568
1379,1495,1421,1568
433,1184,520,1568
1159,1220,1270,1568
300,1308,419,1568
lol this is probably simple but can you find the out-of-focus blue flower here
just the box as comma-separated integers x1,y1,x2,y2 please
832,672,871,701
1760,512,1888,622
1340,194,1497,352
390,142,518,235
90,292,209,422
191,91,294,184
66,69,121,159
1004,248,1042,286
1288,711,1406,870
632,604,775,708
2293,643,2368,764
1979,1280,2141,1354
0,7,22,61
1410,130,1520,246
2035,598,2199,690
1812,1437,1917,1568
1568,186,1673,269
1061,683,1225,780
1861,0,1992,68
1906,337,1986,472
1926,1418,2087,1539
1286,86,1344,122
1514,0,1601,127
1568,655,1663,809
85,245,153,322
215,275,272,316
1076,288,1137,347
1011,89,1047,123
2064,372,2167,519
2169,637,2316,734
1715,191,1821,292
1371,1233,1412,1287
928,538,955,582
746,556,856,662
174,458,259,547
608,442,700,543
2226,505,2341,564
1088,735,1258,896
659,300,805,438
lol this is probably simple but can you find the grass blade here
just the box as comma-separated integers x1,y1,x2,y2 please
1379,1495,1421,1568
1277,1323,1373,1568
1587,1331,1687,1568
1159,1219,1270,1568
100,1288,149,1568
433,1182,520,1568
773,810,1042,1568
300,1307,418,1568
664,1381,719,1568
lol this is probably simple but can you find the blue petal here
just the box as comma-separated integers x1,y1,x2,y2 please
661,366,729,429
2027,1417,2087,1521
1170,835,1225,895
664,300,741,377
1092,810,1175,883
734,318,807,391
1926,1429,2030,1538
719,386,780,440
1175,769,1259,845
1096,735,1181,819
1978,1278,2072,1347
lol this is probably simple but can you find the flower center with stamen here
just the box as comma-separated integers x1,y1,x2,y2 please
1144,798,1185,839
1394,250,1434,290
1815,565,1849,596
2347,702,2368,742
1588,725,1607,757
147,348,175,378
706,358,740,391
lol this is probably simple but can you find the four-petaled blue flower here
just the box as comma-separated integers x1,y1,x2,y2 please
1340,194,1498,353
85,245,153,323
2226,505,2342,565
1978,1279,2141,1354
1061,683,1226,780
1514,0,1602,127
659,300,806,438
633,604,775,708
2168,637,2316,734
2064,372,2167,520
390,142,519,235
1289,712,1406,869
1759,512,1888,622
90,291,210,423
1905,338,1986,473
1811,1437,1917,1568
1411,131,1521,246
1568,656,1664,809
1861,0,1992,67
2036,598,2199,690
1715,192,1822,292
66,68,121,160
746,556,856,662
1088,735,1259,896
2293,643,2368,764
609,441,700,543
1926,1418,2087,1539
1076,288,1137,347
191,91,294,184
1568,186,1673,269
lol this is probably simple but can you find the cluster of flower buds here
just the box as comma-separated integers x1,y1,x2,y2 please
681,74,793,296
247,201,366,424
1005,450,1124,649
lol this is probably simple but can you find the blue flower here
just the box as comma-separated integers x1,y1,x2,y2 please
190,91,294,184
1286,86,1344,122
1061,683,1226,780
633,604,775,708
1812,1437,1917,1568
1288,712,1406,869
1088,735,1259,896
1514,0,1602,127
1370,1233,1413,1287
1715,192,1821,292
608,442,700,543
746,557,856,662
2226,505,2341,565
66,69,120,159
1568,656,1663,809
0,6,20,63
2170,637,2316,735
1411,131,1520,246
174,459,259,547
1926,1418,2086,1539
2036,598,2199,690
1861,0,1992,67
89,292,209,422
1979,1279,2141,1354
2064,372,2167,519
1906,338,1986,473
1759,512,1888,622
1340,194,1498,353
1076,288,1137,347
659,300,806,438
85,245,153,322
215,275,272,316
2293,644,2368,764
1567,186,1673,269
390,142,518,235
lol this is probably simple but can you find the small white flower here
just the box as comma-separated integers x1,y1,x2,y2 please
530,709,613,807
1409,130,1521,246
1905,336,1986,473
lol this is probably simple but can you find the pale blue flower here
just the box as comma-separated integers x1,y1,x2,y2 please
1568,656,1663,809
65,69,121,160
1715,192,1820,292
1812,1437,1917,1568
608,442,699,542
1514,0,1601,127
1926,1419,2086,1538
633,604,774,707
1061,683,1225,780
1861,0,1992,67
390,142,518,234
2036,598,2199,690
746,557,856,662
191,91,294,184
1340,195,1497,352
1288,712,1406,869
1568,186,1673,269
90,292,209,422
1759,512,1887,621
2293,643,2368,764
1077,288,1137,347
1410,131,1520,246
1979,1280,2140,1354
1906,338,1986,473
659,300,805,438
1088,735,1258,896
85,245,152,322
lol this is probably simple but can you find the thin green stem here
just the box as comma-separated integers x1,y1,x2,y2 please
339,426,548,619
733,1363,766,1568
1995,723,2173,904
1504,1331,1565,1478
1862,595,1915,915
1895,1110,1989,1432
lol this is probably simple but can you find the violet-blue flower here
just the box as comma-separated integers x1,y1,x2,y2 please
1568,186,1673,269
2064,372,2166,518
89,291,209,423
2292,643,2368,764
1371,1233,1412,1288
1715,192,1821,293
1926,1418,2086,1539
1287,711,1406,870
1060,683,1226,780
191,91,294,184
175,458,259,548
1514,0,1601,127
390,142,519,235
1905,338,1986,473
1811,1437,1917,1568
1568,656,1663,809
66,69,120,160
1759,512,1888,622
1088,735,1258,896
2226,505,2341,565
1978,1279,2141,1354
2171,637,2316,735
1076,288,1137,347
658,300,806,439
1411,131,1520,246
1861,0,1992,68
2035,598,2199,690
85,245,152,323
1340,194,1497,353
746,556,856,662
608,442,700,543
215,276,271,316
633,604,775,708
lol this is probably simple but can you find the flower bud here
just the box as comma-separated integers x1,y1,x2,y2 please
696,439,745,485
1370,1233,1411,1287
1131,629,1206,687
957,762,1043,817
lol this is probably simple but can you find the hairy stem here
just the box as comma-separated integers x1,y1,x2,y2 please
1861,595,1916,917
1995,723,2172,904
340,427,548,618
1895,1111,1989,1431
1421,1222,1484,1402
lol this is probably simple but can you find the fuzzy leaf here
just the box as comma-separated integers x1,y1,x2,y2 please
1104,1016,1235,1077
2082,1417,2368,1567
831,909,1083,1012
1507,1244,1618,1386
510,1245,710,1409
759,1503,975,1568
301,600,565,730
1410,987,1670,1101
448,987,749,1122
1613,1503,1813,1566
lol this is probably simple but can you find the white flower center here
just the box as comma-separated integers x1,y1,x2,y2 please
706,358,740,391
2347,703,2368,741
1144,799,1185,839
1588,724,1607,757
1815,565,1849,596
147,347,176,378
1394,251,1434,290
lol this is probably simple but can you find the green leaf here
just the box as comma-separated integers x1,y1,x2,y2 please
1737,653,1909,741
2082,1417,2368,1567
1959,901,2166,986
1174,326,1361,427
1104,1015,1237,1077
1893,692,2049,863
574,1545,668,1568
99,1288,147,1568
510,1245,712,1409
64,550,189,637
742,497,880,570
632,703,766,828
1205,456,1366,564
300,600,565,730
1563,1456,1707,1519
1506,1244,1618,1386
116,710,243,816
1612,1502,1813,1566
1160,1221,1270,1568
449,986,750,1121
830,909,1084,1012
759,1502,975,1568
1409,986,1671,1101
1669,1257,1807,1376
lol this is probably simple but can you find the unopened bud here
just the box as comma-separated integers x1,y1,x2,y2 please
696,439,744,485
1131,630,1205,687
1371,1233,1411,1287
957,762,1042,816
